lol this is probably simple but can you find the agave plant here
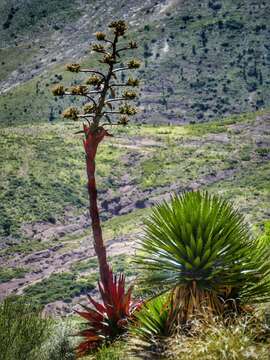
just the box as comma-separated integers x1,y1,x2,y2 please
136,191,270,324
76,269,142,357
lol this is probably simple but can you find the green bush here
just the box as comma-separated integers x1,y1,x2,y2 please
24,272,96,304
0,296,50,360
39,320,77,360
87,342,128,360
256,148,269,157
130,294,174,357
0,267,28,284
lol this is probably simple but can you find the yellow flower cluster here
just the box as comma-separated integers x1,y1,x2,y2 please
62,107,79,120
123,90,137,100
95,32,106,41
126,77,140,87
119,104,137,116
127,59,141,69
102,54,116,65
52,84,65,96
86,75,103,86
109,20,127,36
65,63,81,72
92,43,106,53
83,103,95,114
70,85,88,96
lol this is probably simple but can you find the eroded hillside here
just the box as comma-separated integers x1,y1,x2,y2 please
1,0,270,123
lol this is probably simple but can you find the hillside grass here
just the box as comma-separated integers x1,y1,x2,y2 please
0,109,268,241
23,271,97,305
81,314,270,360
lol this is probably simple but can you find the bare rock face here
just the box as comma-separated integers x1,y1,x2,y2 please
21,213,90,241
43,301,71,316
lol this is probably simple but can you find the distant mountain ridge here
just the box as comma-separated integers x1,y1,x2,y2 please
0,0,270,124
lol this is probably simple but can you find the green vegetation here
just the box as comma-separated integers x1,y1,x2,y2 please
2,296,269,360
0,266,28,283
167,316,270,360
0,238,58,258
0,46,38,83
209,162,270,225
0,296,79,359
0,0,82,46
39,319,77,360
131,294,173,349
0,123,122,237
0,296,50,360
72,254,136,277
0,114,268,357
23,271,97,305
83,314,270,360
0,113,266,357
131,191,270,358
85,342,128,360
1,3,270,359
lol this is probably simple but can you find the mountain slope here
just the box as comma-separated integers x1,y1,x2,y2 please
0,0,270,124
0,110,269,311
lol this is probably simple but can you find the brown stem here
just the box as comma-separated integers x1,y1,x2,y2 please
84,128,111,288
83,33,120,289
94,34,119,126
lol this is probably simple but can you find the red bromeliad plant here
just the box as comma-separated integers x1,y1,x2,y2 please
76,269,142,356
52,20,142,355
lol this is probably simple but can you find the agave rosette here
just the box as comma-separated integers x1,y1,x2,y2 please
136,191,270,320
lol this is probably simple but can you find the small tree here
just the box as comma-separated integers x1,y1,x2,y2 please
52,20,141,354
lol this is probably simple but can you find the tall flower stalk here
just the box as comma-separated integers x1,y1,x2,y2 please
53,21,142,354
52,20,140,289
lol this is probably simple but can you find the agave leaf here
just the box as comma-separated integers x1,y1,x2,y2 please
193,256,201,268
197,237,203,256
190,231,197,253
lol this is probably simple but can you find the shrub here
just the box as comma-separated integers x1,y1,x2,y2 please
88,341,127,360
256,148,269,157
39,319,77,360
0,296,50,360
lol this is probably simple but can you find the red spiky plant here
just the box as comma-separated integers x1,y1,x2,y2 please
52,20,142,356
76,270,142,356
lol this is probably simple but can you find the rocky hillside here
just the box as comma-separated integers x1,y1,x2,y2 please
0,0,270,124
